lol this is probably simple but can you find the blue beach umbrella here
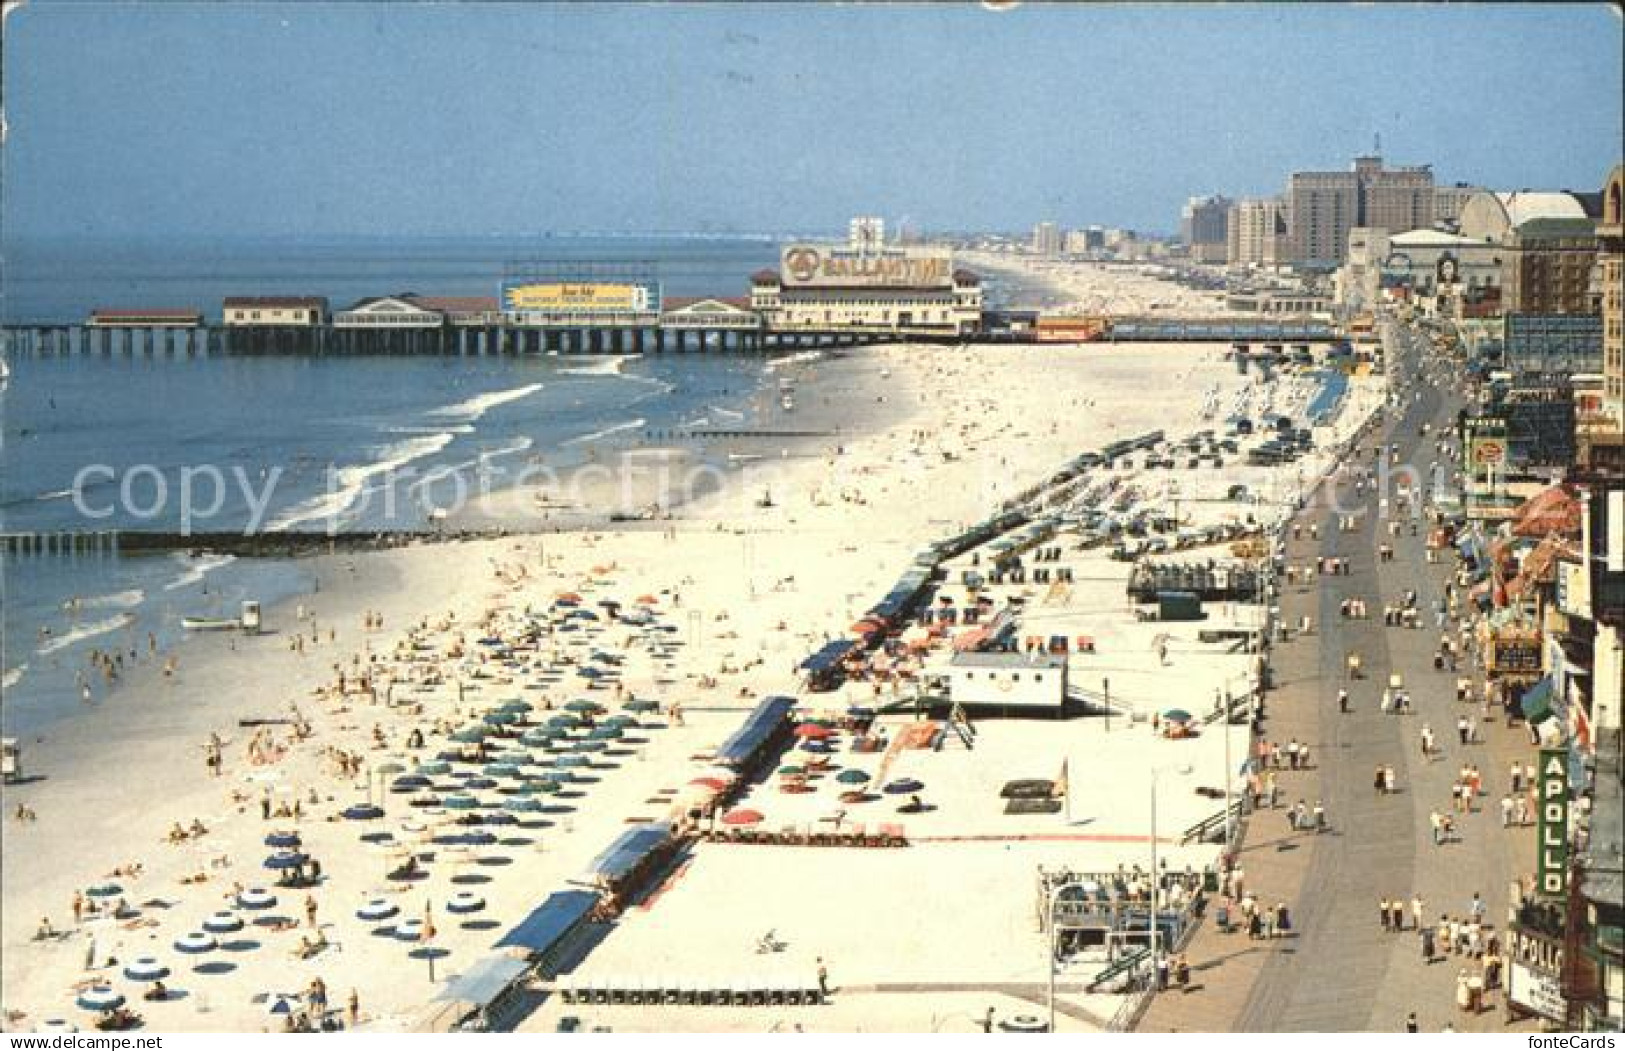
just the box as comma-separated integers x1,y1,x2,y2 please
836,769,872,785
460,830,498,847
343,804,385,821
391,775,432,792
555,754,592,768
450,727,488,744
547,714,582,729
173,932,218,955
482,710,520,727
356,899,399,923
462,776,499,790
443,794,481,811
572,740,607,753
417,761,451,776
202,911,245,934
75,987,125,1013
123,958,170,983
588,725,623,741
883,778,925,796
262,851,307,871
85,882,122,899
263,832,302,849
504,797,545,814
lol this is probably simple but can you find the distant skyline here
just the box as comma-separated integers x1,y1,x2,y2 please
2,2,1621,240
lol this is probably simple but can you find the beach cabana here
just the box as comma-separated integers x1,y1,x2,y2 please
712,695,797,772
494,889,600,977
575,823,674,898
799,641,854,693
430,955,532,1033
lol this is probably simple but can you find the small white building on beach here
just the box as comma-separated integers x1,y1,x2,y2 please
942,651,1067,712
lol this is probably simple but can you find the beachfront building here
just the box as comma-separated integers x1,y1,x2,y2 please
941,651,1067,713
1380,229,1504,318
222,295,328,327
1459,191,1602,315
331,296,445,328
1180,195,1232,264
1032,221,1063,257
405,296,505,327
750,243,982,336
1227,198,1287,268
1286,155,1435,268
1580,166,1624,473
659,297,761,333
86,308,202,328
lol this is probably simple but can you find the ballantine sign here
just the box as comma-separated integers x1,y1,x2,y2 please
1536,748,1570,896
779,245,953,289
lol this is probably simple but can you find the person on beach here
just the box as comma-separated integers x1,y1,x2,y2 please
816,958,830,997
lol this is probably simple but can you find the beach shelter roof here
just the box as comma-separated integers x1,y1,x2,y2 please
713,695,797,769
433,954,530,1007
580,823,670,886
493,890,599,956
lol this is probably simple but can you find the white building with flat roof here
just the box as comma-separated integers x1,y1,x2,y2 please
942,651,1067,712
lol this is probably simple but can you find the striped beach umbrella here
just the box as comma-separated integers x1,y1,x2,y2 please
356,899,399,923
201,911,245,934
446,892,486,915
173,931,218,955
75,987,125,1012
236,887,277,911
122,958,170,983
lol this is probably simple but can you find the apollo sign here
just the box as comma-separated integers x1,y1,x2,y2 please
779,245,952,289
1536,748,1570,897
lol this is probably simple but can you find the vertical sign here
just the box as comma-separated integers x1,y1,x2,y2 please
1537,748,1570,897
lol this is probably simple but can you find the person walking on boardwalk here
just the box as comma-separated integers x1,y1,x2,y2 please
1380,897,1392,932
1412,895,1425,932
816,957,830,997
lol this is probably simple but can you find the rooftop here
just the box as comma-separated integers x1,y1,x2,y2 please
948,651,1066,670
222,295,328,308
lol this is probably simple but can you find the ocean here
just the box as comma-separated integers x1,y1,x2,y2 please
0,235,790,735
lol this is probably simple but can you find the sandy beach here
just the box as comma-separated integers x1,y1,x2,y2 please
1,302,1384,1033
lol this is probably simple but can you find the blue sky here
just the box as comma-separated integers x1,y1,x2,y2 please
2,2,1620,238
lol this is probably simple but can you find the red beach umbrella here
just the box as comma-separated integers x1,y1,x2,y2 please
793,723,833,739
721,808,764,827
688,776,731,791
636,595,659,606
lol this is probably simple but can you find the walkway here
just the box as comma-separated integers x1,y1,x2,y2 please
1138,321,1539,1034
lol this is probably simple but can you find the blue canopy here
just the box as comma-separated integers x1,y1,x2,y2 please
582,823,670,885
713,695,796,769
493,890,599,955
1521,676,1557,724
433,954,530,1007
798,640,852,677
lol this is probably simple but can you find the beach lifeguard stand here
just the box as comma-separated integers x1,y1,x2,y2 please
1,738,20,783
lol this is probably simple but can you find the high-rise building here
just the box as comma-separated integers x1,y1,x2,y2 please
1031,221,1062,257
1460,190,1602,315
1181,195,1232,263
1586,166,1624,472
1063,229,1092,256
1228,198,1287,266
1287,155,1434,267
1434,183,1483,229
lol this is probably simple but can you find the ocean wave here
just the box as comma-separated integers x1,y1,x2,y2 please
479,436,534,462
163,552,237,591
385,424,475,436
428,382,545,422
2,665,26,690
709,405,746,420
561,418,646,447
36,614,134,656
35,488,75,502
764,350,824,373
267,432,456,531
81,588,144,609
557,356,636,377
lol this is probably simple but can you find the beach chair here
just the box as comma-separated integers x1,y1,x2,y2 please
610,981,629,1006
663,979,681,1005
591,980,610,1006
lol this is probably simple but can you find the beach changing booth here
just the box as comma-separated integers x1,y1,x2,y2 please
574,823,678,914
712,695,797,774
494,889,601,981
429,955,532,1032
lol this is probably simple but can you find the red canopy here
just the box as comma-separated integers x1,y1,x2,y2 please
793,723,833,739
720,808,764,827
688,776,731,791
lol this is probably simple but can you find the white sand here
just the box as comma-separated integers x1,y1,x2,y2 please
1,277,1383,1034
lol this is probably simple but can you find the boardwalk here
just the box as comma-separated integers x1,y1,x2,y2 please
1139,322,1539,1034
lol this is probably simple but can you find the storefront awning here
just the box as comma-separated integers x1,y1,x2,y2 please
1520,676,1557,724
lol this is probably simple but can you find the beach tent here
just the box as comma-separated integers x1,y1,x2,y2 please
576,823,673,891
494,889,600,977
713,696,797,770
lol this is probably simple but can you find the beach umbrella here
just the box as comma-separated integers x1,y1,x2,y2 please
1162,709,1194,724
462,776,499,790
794,723,833,739
447,892,486,915
572,740,607,753
375,760,408,777
522,778,562,795
173,931,218,955
85,882,122,899
482,710,520,727
417,761,451,776
443,794,481,810
482,763,521,778
391,774,432,792
343,804,385,821
267,997,295,1018
262,851,307,871
556,754,591,768
482,811,517,826
776,765,806,777
493,749,533,764
555,592,582,606
636,594,658,606
799,740,832,754
883,778,925,795
202,911,245,934
394,918,426,942
123,958,170,983
236,888,277,911
408,792,443,808
605,714,638,728
624,699,660,713
520,729,556,747
547,714,582,729
721,809,764,827
504,796,545,813
460,830,497,847
576,667,603,679
75,987,125,1013
565,698,603,713
356,899,399,923
587,725,623,741
836,769,872,785
450,727,489,744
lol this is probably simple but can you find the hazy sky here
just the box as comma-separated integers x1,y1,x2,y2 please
2,2,1620,239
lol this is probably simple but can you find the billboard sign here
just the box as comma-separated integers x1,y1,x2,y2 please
502,282,660,315
1507,926,1567,1023
1536,748,1570,897
780,244,952,289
